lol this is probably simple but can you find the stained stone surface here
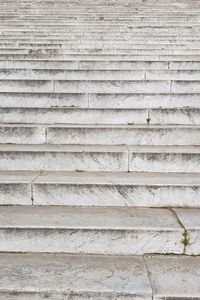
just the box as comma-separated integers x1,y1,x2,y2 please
175,208,200,255
0,206,184,254
0,253,152,299
0,171,38,205
33,171,200,207
145,255,200,299
0,0,200,296
0,145,129,172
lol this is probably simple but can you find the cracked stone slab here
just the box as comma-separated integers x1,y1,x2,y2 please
0,253,152,299
33,171,200,207
0,171,38,205
175,208,200,255
0,206,183,254
145,255,200,299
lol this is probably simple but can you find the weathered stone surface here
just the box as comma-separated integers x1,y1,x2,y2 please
129,145,200,173
0,145,128,172
46,125,200,145
145,255,200,299
33,171,200,207
0,206,183,254
0,171,37,205
175,208,200,255
0,125,45,144
0,253,152,299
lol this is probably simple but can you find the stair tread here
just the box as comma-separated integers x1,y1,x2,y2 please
0,144,199,153
1,170,199,185
0,206,183,230
0,253,152,298
0,253,199,298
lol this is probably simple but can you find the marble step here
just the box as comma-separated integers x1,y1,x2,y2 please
1,93,200,109
2,54,200,61
1,107,200,125
2,48,200,55
0,124,200,146
0,43,195,49
0,253,199,299
0,206,185,254
2,60,200,71
0,253,152,299
1,79,200,93
0,144,199,173
0,80,172,93
1,170,199,207
2,69,200,80
0,57,200,74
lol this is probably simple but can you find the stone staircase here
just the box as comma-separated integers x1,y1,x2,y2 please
0,0,200,298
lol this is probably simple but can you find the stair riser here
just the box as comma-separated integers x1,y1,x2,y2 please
0,228,183,255
2,70,200,81
1,93,200,109
1,108,200,125
0,70,146,80
130,152,200,173
1,80,200,93
0,151,199,172
0,80,171,93
0,151,128,172
0,293,148,300
1,181,200,207
45,127,200,145
33,184,200,207
1,126,200,145
2,54,200,61
0,183,31,205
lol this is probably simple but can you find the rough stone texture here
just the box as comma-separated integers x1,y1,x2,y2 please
0,206,184,254
0,145,129,172
33,171,200,207
175,208,200,255
0,253,152,299
145,255,200,299
0,171,38,205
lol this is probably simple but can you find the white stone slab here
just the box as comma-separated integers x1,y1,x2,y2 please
46,125,200,145
0,206,183,255
33,171,200,207
0,206,183,254
175,208,200,255
0,144,128,172
0,253,152,299
0,69,145,80
129,145,200,173
55,80,170,93
145,255,200,299
0,125,45,144
0,108,148,125
0,171,37,205
0,93,88,108
89,94,200,109
0,80,54,93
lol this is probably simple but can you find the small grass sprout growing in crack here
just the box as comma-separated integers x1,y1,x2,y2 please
182,230,190,248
